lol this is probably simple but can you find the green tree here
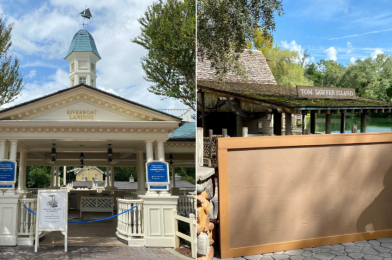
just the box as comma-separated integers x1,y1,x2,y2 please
247,29,312,87
339,54,392,101
174,167,195,184
0,15,24,107
114,167,138,181
197,0,284,80
26,166,52,188
132,0,195,111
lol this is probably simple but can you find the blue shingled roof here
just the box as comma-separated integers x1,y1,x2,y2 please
169,122,195,140
65,29,101,59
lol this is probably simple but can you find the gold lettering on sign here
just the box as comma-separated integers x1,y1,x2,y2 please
67,110,97,120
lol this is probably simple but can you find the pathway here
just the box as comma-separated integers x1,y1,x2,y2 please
214,238,392,260
0,246,182,259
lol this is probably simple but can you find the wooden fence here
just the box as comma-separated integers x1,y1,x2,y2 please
173,209,196,259
217,132,392,259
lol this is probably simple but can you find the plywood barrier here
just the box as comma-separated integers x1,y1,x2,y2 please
217,132,392,259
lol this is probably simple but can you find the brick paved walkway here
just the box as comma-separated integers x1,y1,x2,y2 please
0,245,182,259
213,237,392,260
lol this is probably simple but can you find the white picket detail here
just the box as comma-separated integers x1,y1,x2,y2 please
116,198,144,238
18,198,37,236
177,194,195,216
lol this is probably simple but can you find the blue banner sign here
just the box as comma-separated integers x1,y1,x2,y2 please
0,160,16,183
146,161,169,191
0,184,13,189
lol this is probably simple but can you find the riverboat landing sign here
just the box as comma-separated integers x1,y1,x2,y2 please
35,189,68,252
297,86,356,100
0,160,16,189
146,161,170,191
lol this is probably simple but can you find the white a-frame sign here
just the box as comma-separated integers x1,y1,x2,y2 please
35,189,68,252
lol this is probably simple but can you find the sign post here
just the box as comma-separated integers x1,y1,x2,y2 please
35,189,68,252
146,161,170,192
0,160,17,189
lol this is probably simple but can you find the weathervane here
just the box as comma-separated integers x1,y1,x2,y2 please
80,6,92,28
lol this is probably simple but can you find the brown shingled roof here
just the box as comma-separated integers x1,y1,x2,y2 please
197,50,277,85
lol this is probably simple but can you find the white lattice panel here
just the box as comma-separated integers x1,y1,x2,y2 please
80,197,113,218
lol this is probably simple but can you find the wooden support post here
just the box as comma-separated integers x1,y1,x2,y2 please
325,113,332,134
310,113,316,134
201,92,207,137
301,111,307,135
352,125,357,133
285,113,292,135
361,111,367,133
235,100,243,137
242,127,248,137
340,112,346,134
208,129,213,160
222,128,228,137
274,113,282,136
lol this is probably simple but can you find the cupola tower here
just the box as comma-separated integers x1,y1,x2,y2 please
65,29,101,88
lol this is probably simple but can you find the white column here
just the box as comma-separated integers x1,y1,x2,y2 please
106,165,111,189
58,167,61,187
17,150,27,193
53,166,58,188
63,166,67,186
50,166,54,188
0,140,6,160
154,144,159,161
146,141,154,162
137,151,146,192
9,140,18,161
157,141,165,162
171,166,176,188
111,166,115,189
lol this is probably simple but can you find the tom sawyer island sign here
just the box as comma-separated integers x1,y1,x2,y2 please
35,189,68,252
146,161,170,191
0,160,16,189
297,86,356,100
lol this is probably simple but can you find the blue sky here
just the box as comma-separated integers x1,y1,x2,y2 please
0,0,188,110
273,0,392,65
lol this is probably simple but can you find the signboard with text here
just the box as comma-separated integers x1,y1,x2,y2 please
297,86,356,100
35,189,68,252
0,160,17,187
146,161,170,191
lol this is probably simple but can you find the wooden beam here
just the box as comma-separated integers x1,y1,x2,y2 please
285,113,292,136
361,112,367,133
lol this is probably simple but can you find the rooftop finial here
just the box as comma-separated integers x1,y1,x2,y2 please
80,6,92,29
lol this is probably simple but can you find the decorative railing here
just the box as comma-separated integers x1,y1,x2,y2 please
17,198,44,245
173,209,197,258
116,198,144,240
177,194,196,216
158,109,192,122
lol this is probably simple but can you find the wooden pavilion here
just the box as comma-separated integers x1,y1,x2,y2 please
197,50,392,136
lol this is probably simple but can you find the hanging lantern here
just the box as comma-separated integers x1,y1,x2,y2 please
107,144,113,162
51,144,57,162
169,153,174,165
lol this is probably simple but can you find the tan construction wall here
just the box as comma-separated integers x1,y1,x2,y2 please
217,133,392,258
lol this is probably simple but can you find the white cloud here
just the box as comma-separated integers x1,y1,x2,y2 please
26,69,37,79
346,42,353,54
324,47,337,61
5,69,68,107
280,40,315,65
349,57,356,64
329,28,392,40
371,49,384,59
2,0,188,111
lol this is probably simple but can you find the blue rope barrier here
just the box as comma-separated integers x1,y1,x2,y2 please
23,205,138,224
